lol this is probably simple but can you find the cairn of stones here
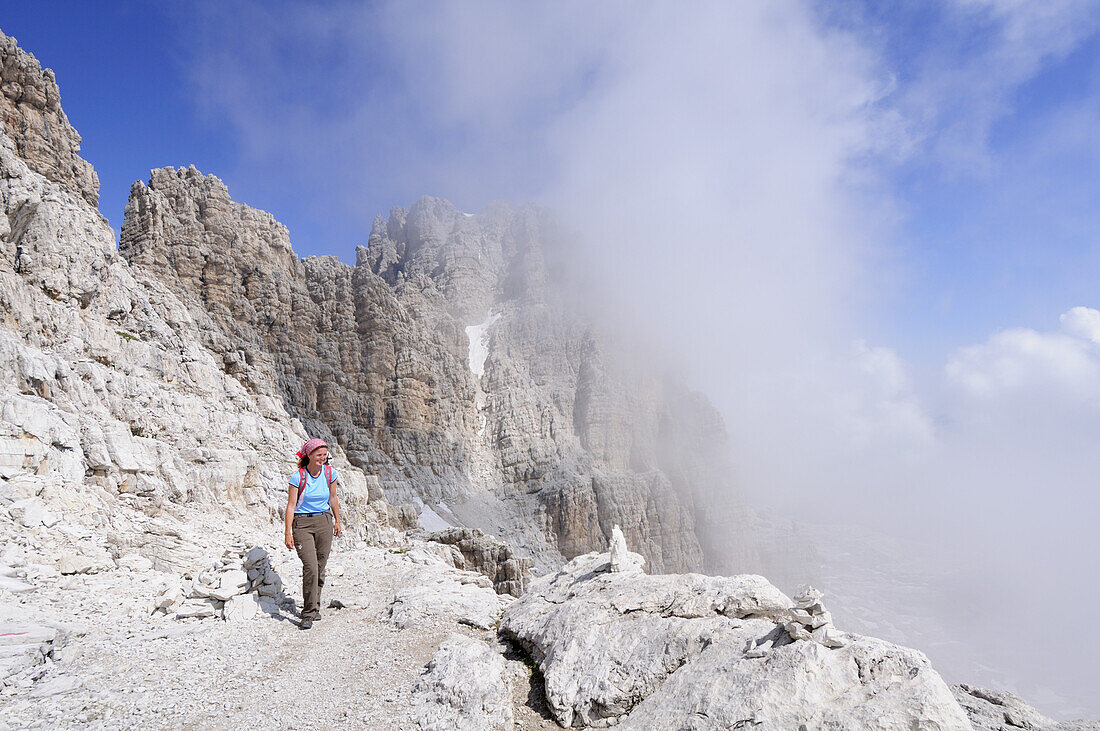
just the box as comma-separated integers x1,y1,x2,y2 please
745,585,848,659
150,546,292,622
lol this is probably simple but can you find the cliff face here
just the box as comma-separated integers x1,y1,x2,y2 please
0,29,390,581
119,169,752,574
0,33,98,208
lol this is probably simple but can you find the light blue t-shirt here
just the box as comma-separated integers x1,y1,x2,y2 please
289,467,338,514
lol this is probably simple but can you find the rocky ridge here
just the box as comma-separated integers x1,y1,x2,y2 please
0,33,97,207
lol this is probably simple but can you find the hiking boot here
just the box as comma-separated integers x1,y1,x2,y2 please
299,617,313,630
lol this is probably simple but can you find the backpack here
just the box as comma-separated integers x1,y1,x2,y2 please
295,464,334,509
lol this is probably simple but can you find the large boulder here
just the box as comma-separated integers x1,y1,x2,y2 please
414,634,513,731
501,542,971,729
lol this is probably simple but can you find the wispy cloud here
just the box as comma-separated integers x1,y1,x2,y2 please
893,0,1100,173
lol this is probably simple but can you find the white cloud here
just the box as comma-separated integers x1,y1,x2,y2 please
946,307,1100,402
1059,305,1100,343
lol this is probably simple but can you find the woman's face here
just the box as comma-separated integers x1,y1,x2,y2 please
308,447,328,470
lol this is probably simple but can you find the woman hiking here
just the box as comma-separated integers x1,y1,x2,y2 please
285,438,343,630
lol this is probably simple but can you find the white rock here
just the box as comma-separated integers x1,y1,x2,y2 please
789,608,814,625
8,498,58,528
503,550,971,729
152,586,184,613
787,621,816,642
0,575,35,593
117,554,154,572
952,683,1062,731
501,551,789,727
812,625,848,649
174,598,220,619
608,524,643,574
222,593,260,622
22,564,59,582
0,543,23,566
620,636,970,730
389,564,505,631
0,624,57,648
794,585,825,613
57,554,95,575
414,634,513,731
199,569,249,601
29,675,81,698
745,639,773,659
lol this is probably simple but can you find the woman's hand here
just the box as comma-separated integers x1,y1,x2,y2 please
333,519,343,538
285,529,295,550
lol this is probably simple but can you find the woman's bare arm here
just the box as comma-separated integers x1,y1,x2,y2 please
329,482,342,537
285,486,298,549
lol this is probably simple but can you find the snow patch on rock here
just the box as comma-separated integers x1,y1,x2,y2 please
466,312,501,380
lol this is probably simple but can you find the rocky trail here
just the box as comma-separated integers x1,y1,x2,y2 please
0,534,556,730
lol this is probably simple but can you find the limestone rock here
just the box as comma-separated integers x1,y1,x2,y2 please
953,684,1100,731
8,497,57,528
222,593,260,623
117,554,154,572
608,524,643,574
502,548,970,729
621,633,971,730
151,585,184,613
0,621,60,686
414,634,513,731
389,503,420,532
0,30,98,206
500,550,790,727
387,552,507,631
0,574,34,592
175,598,220,619
421,526,532,596
57,554,95,575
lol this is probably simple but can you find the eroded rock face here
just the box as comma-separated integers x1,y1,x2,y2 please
0,30,98,207
501,548,971,729
119,169,754,575
0,35,391,588
421,527,532,597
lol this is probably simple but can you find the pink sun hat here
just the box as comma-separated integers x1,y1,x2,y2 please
296,438,328,460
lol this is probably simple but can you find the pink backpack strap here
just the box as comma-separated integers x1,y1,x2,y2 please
296,468,308,508
325,464,333,485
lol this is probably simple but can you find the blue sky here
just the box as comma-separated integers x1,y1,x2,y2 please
5,1,1100,716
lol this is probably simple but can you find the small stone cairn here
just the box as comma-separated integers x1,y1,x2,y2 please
746,585,849,658
150,545,292,622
